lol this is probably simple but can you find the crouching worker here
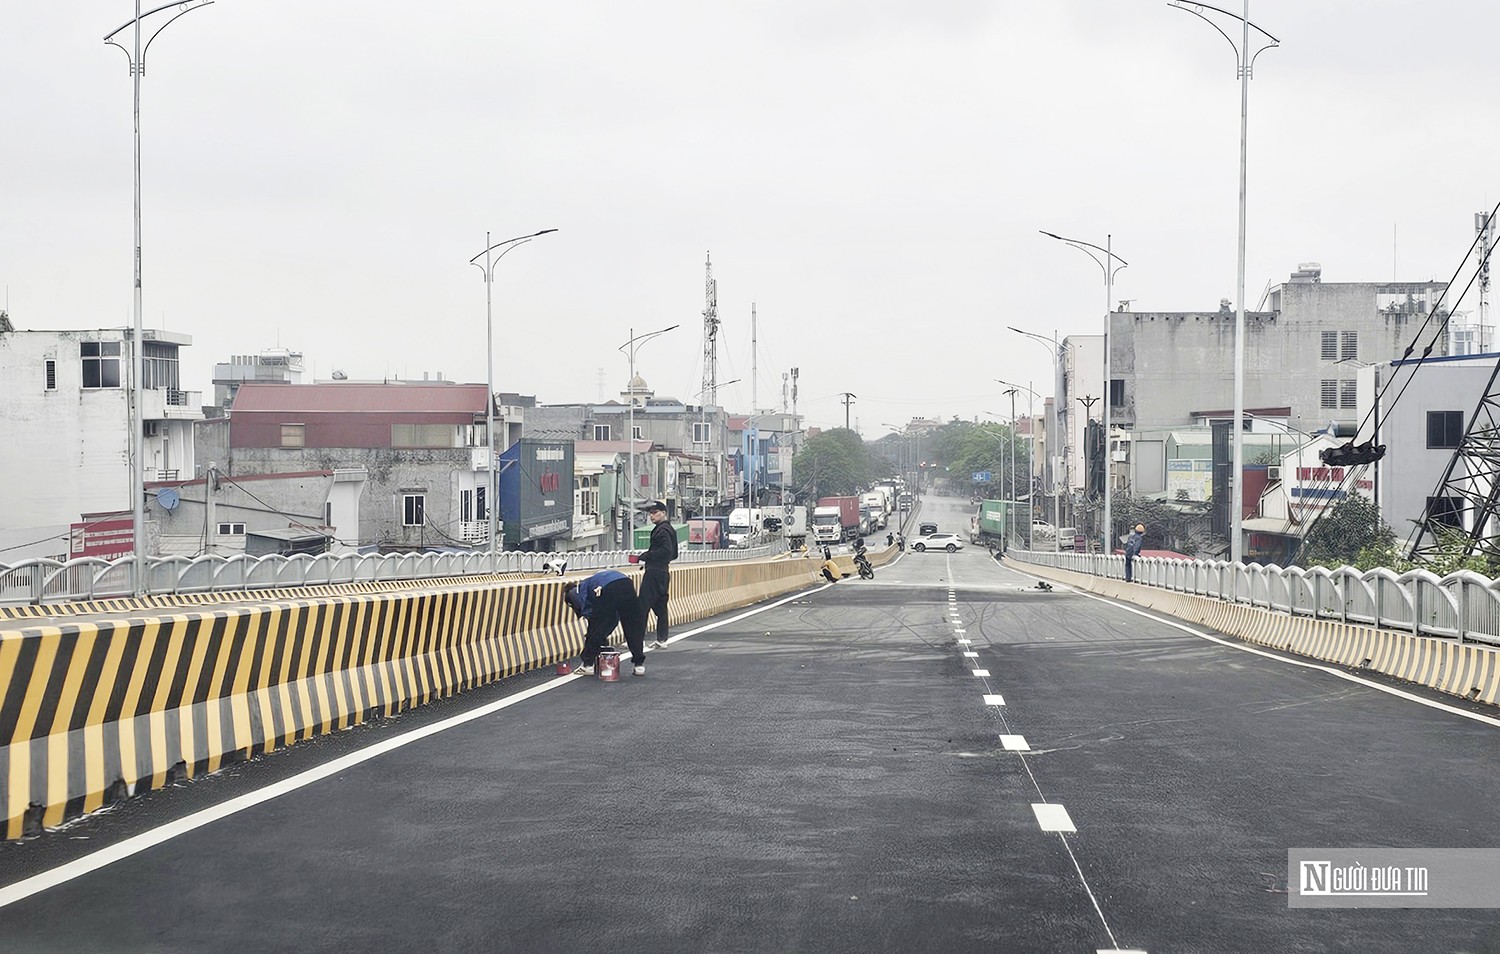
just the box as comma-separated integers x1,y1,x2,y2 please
563,569,648,677
819,547,843,584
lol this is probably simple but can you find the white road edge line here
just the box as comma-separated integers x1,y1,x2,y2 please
0,581,838,909
1006,566,1500,730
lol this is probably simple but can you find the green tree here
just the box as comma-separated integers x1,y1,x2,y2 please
1298,495,1395,569
927,421,1030,499
792,429,870,500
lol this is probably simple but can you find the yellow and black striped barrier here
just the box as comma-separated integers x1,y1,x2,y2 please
1,552,852,838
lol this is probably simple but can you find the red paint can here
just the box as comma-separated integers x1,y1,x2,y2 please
597,650,622,682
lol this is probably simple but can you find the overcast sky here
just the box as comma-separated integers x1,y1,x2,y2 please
4,2,1495,436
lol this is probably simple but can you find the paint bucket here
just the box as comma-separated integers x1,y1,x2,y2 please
597,650,622,682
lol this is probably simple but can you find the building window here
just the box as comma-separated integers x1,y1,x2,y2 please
477,486,487,521
693,422,711,444
44,359,56,390
142,341,180,391
1427,496,1464,529
1427,410,1463,449
1320,380,1338,409
1109,379,1125,408
280,424,306,448
216,522,246,535
461,489,474,523
80,341,122,389
1320,331,1337,361
1339,380,1356,409
632,425,644,440
402,494,426,527
1340,331,1358,361
593,424,610,441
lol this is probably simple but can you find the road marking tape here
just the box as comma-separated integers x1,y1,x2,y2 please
1032,803,1077,833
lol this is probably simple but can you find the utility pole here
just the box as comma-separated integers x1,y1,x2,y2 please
840,392,857,431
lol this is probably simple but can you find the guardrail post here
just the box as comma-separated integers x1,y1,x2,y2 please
30,562,45,605
1456,579,1468,646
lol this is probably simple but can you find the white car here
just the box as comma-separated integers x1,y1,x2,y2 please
912,533,964,553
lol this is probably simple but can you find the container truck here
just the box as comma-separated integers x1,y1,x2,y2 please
688,516,727,549
782,506,809,549
812,496,861,545
862,490,890,530
969,500,1030,548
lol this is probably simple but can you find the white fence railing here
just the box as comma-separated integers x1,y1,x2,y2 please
0,541,789,608
1009,550,1500,647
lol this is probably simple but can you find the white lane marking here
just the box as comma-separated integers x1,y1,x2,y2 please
1098,949,1150,953
0,581,837,909
957,639,971,646
1007,566,1500,730
983,693,1005,706
963,651,979,658
1032,803,1077,833
954,628,966,634
999,734,1030,751
972,669,990,677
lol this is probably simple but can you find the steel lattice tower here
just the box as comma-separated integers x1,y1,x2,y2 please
702,253,719,407
1410,213,1500,562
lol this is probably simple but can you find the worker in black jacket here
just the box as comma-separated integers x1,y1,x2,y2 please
636,499,678,649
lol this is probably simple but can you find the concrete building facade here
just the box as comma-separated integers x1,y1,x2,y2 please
0,324,203,561
1111,269,1449,439
221,382,495,551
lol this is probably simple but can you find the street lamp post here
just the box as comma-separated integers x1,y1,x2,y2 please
997,379,1045,549
1167,0,1280,564
1041,230,1128,555
619,324,679,548
104,0,215,596
1008,330,1066,546
470,229,557,563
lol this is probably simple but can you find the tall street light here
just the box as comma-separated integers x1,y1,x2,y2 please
104,0,215,596
1041,230,1127,554
619,324,678,548
1167,0,1280,564
998,379,1048,549
1009,328,1065,540
470,228,557,562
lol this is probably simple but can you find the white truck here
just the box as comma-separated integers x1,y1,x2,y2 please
862,489,891,530
727,507,763,547
782,506,809,549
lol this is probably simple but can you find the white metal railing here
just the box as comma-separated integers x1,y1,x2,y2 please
0,540,789,607
1009,549,1500,647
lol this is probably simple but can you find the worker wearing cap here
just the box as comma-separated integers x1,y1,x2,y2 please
1124,523,1146,582
637,499,678,649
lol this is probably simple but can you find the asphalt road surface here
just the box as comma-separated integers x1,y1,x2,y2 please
2,493,1499,953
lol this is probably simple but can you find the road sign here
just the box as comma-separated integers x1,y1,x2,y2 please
972,471,992,483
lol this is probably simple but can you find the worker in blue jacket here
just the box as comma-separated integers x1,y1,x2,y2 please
563,568,648,676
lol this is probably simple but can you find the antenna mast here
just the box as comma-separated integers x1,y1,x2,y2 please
702,252,719,407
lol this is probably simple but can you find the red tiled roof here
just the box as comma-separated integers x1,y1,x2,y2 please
232,383,488,414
